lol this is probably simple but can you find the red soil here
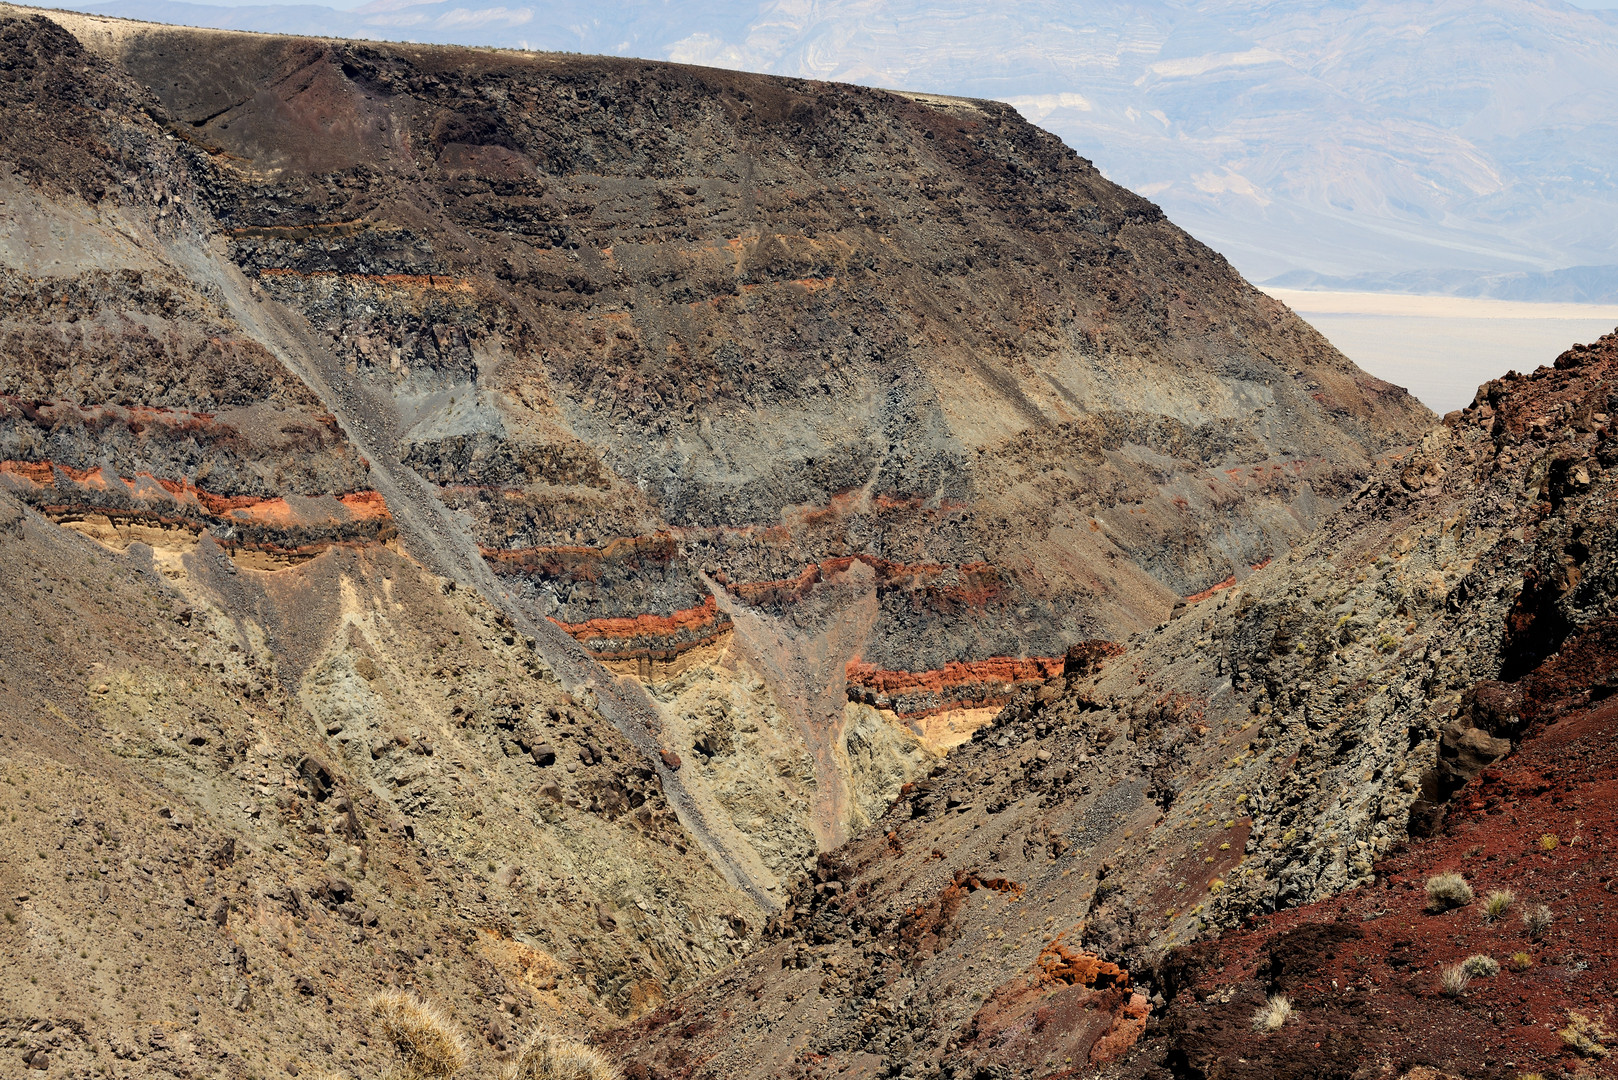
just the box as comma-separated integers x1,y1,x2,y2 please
1148,623,1618,1079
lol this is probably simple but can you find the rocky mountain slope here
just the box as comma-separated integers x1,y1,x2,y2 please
0,0,1426,944
0,4,1610,1079
59,0,1618,300
612,330,1618,1079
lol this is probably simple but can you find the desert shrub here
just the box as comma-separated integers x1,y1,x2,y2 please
1439,964,1470,997
1482,889,1515,922
1462,954,1500,978
1425,873,1474,913
1540,834,1559,852
369,991,468,1080
1509,951,1533,972
502,1028,620,1080
1249,995,1293,1032
1560,1012,1612,1058
1523,904,1554,939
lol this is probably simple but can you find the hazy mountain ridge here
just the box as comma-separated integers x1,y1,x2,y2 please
54,0,1618,300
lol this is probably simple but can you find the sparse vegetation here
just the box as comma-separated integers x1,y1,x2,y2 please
1482,889,1515,922
502,1028,621,1080
1440,964,1471,997
1540,834,1560,852
1560,1012,1612,1058
1462,954,1500,978
1509,951,1533,972
1523,904,1554,939
368,991,467,1080
1250,995,1293,1032
1425,872,1474,913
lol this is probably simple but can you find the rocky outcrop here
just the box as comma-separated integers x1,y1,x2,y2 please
612,331,1618,1078
0,6,1456,1076
0,1,1429,880
1135,617,1618,1080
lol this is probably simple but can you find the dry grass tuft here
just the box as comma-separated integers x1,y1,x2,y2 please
1523,903,1554,939
502,1028,620,1080
1509,951,1533,972
1481,889,1515,922
1425,873,1474,913
1249,995,1293,1032
1461,954,1500,978
369,991,468,1080
1560,1012,1612,1058
1439,964,1470,997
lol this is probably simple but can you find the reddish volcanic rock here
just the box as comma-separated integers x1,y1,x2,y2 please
845,655,1066,717
1131,621,1618,1080
957,942,1147,1072
547,595,733,663
0,458,394,557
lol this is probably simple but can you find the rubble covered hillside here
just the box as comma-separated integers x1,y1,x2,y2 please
616,334,1618,1080
6,2,1610,1079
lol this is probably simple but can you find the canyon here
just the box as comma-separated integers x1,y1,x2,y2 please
4,6,1613,1080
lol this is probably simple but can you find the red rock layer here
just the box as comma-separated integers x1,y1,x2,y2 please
846,655,1065,718
0,459,393,558
545,596,732,662
952,939,1148,1070
1183,558,1272,605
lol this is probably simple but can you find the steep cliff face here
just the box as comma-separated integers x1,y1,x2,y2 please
0,8,1437,1068
613,331,1618,1079
0,5,1429,883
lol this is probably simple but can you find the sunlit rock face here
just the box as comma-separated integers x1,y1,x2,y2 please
0,15,1427,1060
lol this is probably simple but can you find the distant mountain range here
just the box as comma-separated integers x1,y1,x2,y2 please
49,0,1618,301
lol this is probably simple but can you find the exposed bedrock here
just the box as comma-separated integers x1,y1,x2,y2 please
0,4,1427,905
613,329,1618,1078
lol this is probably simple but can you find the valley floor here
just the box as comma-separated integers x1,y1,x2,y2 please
1265,289,1618,415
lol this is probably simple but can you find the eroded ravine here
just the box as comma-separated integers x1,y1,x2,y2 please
171,234,781,910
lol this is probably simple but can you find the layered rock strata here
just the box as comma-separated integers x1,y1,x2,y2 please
2,4,1428,866
615,332,1618,1078
0,8,1443,1072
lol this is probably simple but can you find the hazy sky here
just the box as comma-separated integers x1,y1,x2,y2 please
247,0,1618,9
